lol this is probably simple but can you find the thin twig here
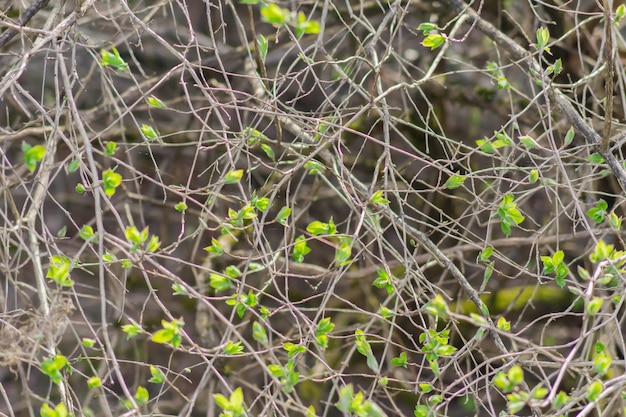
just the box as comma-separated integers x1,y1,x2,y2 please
0,0,50,49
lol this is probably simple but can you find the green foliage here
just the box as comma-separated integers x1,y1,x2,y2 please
102,168,122,197
224,169,244,184
541,250,569,287
534,27,551,54
46,255,74,287
123,386,149,409
41,355,69,384
204,238,224,256
444,172,466,189
23,143,46,172
252,321,268,346
315,317,334,349
257,35,268,62
355,329,379,371
140,124,159,140
337,384,388,417
476,130,513,154
121,321,143,339
586,380,603,402
275,206,291,225
422,33,446,50
100,46,129,72
391,351,408,368
497,194,525,236
370,190,389,205
587,199,608,223
209,273,233,291
372,268,394,295
422,294,448,318
486,61,509,89
224,340,245,355
226,290,257,318
307,219,336,235
104,141,117,155
148,366,165,383
87,376,101,388
268,359,300,393
79,225,95,241
151,318,184,347
40,402,68,417
214,387,246,417
125,226,160,252
292,235,311,262
147,95,167,109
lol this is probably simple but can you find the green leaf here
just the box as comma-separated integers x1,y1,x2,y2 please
444,172,466,189
497,316,511,331
252,321,268,346
519,135,537,148
149,365,165,383
276,206,291,226
224,340,244,355
417,22,438,35
370,190,389,205
422,33,446,50
46,255,73,286
104,141,117,156
102,168,122,197
147,95,167,109
121,321,142,338
587,297,603,315
588,199,608,224
529,169,539,184
535,27,550,51
134,386,149,405
617,4,626,23
204,238,224,256
586,380,603,401
79,225,95,241
564,126,575,146
335,236,352,265
140,124,158,140
292,235,311,263
261,3,289,26
355,330,378,371
257,35,268,62
67,158,81,172
100,47,129,72
391,351,408,368
553,391,569,409
175,201,188,212
224,169,244,184
508,365,524,386
209,273,233,291
589,153,605,164
610,212,622,231
594,351,612,375
479,246,493,262
171,282,188,296
23,144,46,172
261,144,275,159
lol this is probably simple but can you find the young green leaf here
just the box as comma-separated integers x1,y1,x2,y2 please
422,33,445,50
23,143,46,172
257,35,268,62
444,172,466,189
224,169,244,184
147,95,167,109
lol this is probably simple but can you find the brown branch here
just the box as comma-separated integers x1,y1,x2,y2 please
444,0,626,196
0,0,50,49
